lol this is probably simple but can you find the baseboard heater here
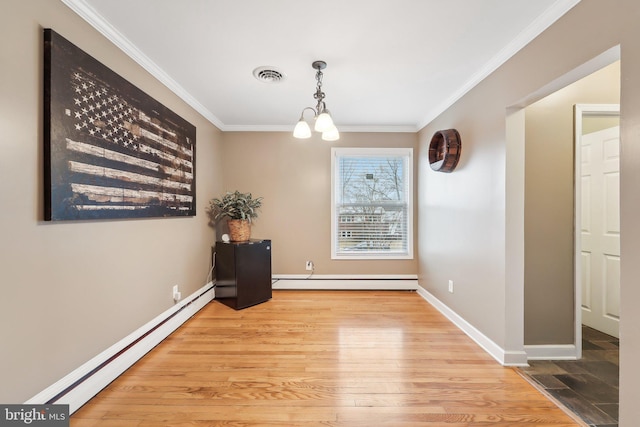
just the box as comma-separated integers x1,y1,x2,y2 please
272,275,418,290
26,283,215,414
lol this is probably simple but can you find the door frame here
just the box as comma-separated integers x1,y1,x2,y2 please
573,103,620,359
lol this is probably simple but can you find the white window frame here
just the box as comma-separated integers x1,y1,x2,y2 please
331,147,414,260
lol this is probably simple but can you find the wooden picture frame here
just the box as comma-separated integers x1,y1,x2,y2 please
44,29,196,221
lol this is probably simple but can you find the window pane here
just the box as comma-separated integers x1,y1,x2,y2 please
332,149,412,259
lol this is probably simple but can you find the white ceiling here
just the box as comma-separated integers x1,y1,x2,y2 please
63,0,580,133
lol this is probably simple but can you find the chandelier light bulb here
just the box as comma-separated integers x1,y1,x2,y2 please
322,125,340,141
314,110,334,133
293,118,312,139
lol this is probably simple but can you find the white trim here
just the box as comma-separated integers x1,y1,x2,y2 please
63,0,580,134
525,344,579,361
273,277,418,290
416,285,528,367
274,274,418,280
223,125,418,133
418,0,582,129
25,283,215,414
59,0,417,134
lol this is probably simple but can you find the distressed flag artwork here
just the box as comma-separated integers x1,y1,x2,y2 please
44,29,196,221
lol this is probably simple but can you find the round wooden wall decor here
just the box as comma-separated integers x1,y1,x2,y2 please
428,128,461,172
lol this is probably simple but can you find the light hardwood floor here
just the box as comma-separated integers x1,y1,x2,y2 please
71,291,580,426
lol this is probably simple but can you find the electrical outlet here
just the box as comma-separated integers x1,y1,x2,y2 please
173,285,181,301
448,280,454,293
305,260,314,271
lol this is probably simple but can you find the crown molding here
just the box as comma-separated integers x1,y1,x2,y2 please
60,0,417,134
63,0,580,134
418,0,582,130
61,0,225,130
222,124,418,133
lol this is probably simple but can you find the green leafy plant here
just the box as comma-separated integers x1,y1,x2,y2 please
208,191,263,222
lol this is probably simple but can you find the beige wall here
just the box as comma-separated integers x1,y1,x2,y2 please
417,1,640,422
220,132,418,275
524,61,620,345
583,115,620,135
0,0,223,402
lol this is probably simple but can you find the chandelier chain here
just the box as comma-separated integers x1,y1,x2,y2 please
314,69,325,112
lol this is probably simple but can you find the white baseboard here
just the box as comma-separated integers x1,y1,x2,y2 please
272,275,418,290
416,285,528,367
26,283,215,414
525,344,578,360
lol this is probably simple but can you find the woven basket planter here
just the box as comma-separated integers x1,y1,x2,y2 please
227,219,251,242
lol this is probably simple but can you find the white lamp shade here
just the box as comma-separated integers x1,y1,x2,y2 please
314,110,334,132
322,126,340,141
293,119,312,139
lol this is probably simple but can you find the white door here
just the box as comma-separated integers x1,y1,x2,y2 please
581,126,620,338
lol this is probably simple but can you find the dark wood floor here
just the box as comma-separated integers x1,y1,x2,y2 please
519,326,619,427
71,291,579,426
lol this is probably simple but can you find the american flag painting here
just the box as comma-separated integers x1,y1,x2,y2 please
44,29,196,221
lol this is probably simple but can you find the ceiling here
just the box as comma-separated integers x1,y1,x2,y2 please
63,0,580,133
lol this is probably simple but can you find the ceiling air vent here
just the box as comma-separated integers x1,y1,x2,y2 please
253,66,286,83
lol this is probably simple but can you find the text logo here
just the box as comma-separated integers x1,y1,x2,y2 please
0,405,69,426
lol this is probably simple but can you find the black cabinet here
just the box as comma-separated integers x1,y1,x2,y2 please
214,239,272,310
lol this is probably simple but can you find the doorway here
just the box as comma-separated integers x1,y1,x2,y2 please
574,104,620,345
515,63,621,426
518,57,620,360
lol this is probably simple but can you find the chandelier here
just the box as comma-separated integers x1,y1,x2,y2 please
293,60,339,141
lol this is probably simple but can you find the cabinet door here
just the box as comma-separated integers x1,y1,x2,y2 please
236,241,272,308
214,243,237,299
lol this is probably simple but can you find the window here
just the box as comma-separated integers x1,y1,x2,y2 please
331,147,413,259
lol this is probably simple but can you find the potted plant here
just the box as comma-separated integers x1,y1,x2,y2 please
208,191,263,242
